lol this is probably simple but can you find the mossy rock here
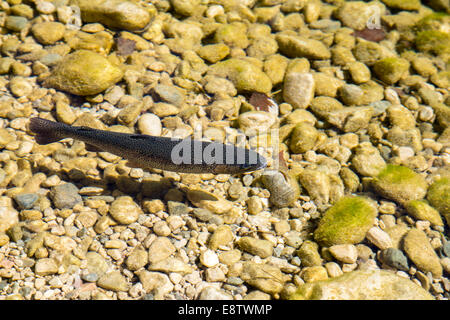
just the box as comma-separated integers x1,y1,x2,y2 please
373,57,410,85
289,270,434,300
426,177,450,226
372,165,428,205
415,30,450,56
405,199,444,226
70,0,152,31
208,58,272,93
43,50,123,96
381,0,421,11
415,13,450,33
314,196,377,246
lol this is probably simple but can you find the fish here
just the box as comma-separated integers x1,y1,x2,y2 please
29,117,267,174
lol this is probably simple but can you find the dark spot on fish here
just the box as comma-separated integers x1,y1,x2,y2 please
352,27,386,42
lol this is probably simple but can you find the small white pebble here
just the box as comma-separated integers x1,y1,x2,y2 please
366,226,393,250
138,113,162,136
36,0,56,14
206,5,224,18
395,146,414,161
200,249,219,268
329,244,358,264
169,272,183,284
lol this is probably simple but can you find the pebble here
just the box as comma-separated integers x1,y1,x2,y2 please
329,244,358,264
379,248,409,271
200,249,219,268
34,258,58,276
365,227,393,250
97,271,130,292
49,183,82,209
136,270,173,299
198,286,233,300
9,77,33,97
36,0,56,14
5,16,28,32
237,237,273,258
297,240,322,267
138,113,162,136
241,262,285,294
301,266,328,283
283,72,315,110
261,170,299,207
148,257,192,275
152,221,171,237
13,193,39,210
86,251,109,278
324,262,343,278
148,237,176,264
238,111,277,136
351,143,386,177
186,189,232,215
71,0,151,31
402,229,443,278
126,247,148,271
290,270,433,300
208,225,233,250
31,22,66,45
153,84,185,107
109,196,142,224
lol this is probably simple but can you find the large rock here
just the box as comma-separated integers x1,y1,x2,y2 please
44,50,123,96
70,0,152,31
372,165,428,205
314,196,377,246
290,270,434,300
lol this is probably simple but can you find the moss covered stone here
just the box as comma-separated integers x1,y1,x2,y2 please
208,58,272,93
289,270,434,300
289,122,319,154
196,43,230,63
314,196,377,246
214,23,249,48
276,34,331,60
426,177,450,226
297,241,322,267
381,0,421,11
373,57,410,85
415,30,450,56
405,200,444,226
372,165,428,205
43,50,123,96
70,0,152,31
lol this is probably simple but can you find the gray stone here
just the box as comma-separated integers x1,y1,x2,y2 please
13,193,39,209
49,183,82,209
379,248,409,271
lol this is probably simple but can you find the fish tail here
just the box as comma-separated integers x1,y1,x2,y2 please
29,117,67,145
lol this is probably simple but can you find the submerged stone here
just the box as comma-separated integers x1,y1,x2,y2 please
289,270,434,300
314,196,377,246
